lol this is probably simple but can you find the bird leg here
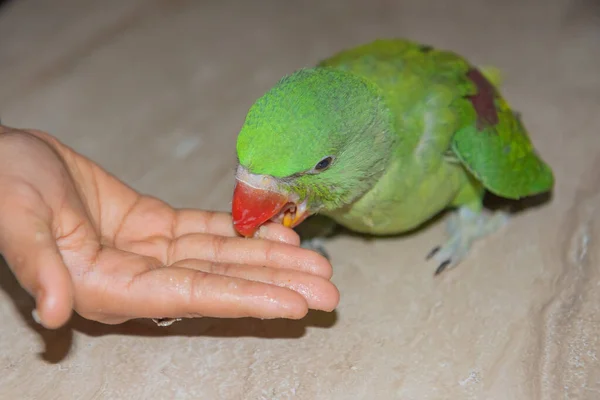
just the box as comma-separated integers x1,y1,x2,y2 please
296,215,339,260
300,237,331,260
426,205,509,275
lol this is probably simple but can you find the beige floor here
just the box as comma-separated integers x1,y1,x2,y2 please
1,0,600,399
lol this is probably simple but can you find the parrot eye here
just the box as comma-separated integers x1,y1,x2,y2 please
314,156,334,172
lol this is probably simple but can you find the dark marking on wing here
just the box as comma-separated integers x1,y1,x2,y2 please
465,68,499,130
419,44,433,53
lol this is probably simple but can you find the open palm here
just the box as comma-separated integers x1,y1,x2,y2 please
0,126,338,329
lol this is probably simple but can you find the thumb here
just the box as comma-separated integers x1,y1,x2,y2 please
0,206,74,329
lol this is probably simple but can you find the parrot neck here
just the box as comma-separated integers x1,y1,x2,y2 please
316,101,399,211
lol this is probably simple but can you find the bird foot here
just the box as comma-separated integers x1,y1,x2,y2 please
426,206,509,275
300,237,331,260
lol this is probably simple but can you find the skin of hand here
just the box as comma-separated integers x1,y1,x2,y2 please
0,125,339,329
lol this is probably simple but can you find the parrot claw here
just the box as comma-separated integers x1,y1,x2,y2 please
427,206,509,275
300,237,331,260
425,245,441,260
425,247,452,274
434,259,452,275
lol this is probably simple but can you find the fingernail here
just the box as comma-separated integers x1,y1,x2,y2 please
255,225,268,239
33,289,46,326
32,309,42,324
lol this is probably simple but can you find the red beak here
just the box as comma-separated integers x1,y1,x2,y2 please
232,180,289,237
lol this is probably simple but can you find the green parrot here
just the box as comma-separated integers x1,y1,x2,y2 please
230,38,554,274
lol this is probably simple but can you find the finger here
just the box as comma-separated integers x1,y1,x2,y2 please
173,259,339,312
0,200,74,329
255,222,302,245
137,267,310,319
167,233,333,279
76,248,313,321
174,209,301,245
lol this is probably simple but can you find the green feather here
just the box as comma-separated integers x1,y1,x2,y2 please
449,72,554,199
235,38,554,236
237,67,397,209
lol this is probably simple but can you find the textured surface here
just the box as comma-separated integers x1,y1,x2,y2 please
1,0,600,398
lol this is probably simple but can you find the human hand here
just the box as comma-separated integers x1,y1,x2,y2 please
0,126,339,329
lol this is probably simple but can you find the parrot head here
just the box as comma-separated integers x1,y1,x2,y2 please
232,67,397,237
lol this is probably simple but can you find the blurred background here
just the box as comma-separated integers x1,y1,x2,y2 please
1,1,599,399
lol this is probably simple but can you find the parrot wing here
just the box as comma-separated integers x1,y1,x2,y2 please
450,67,554,199
317,38,554,200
